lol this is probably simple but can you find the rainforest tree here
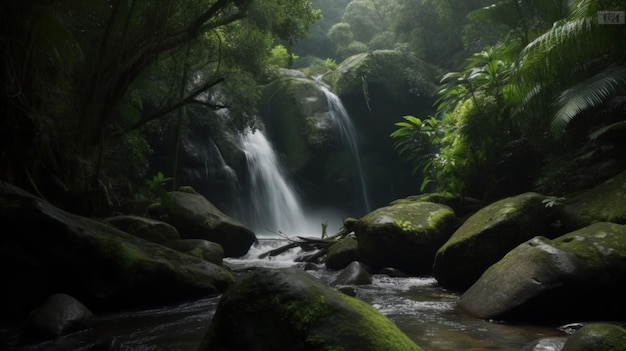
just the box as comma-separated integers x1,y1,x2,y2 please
0,0,320,214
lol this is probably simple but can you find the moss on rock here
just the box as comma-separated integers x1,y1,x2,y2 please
355,202,455,274
200,267,422,351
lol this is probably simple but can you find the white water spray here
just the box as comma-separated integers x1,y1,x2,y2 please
239,129,308,236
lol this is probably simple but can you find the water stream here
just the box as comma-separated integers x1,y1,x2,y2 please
1,239,566,350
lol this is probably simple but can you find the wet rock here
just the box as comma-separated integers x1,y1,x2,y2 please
0,183,234,324
377,267,409,277
458,222,626,322
523,337,567,351
433,192,561,291
562,323,626,351
104,215,179,244
355,201,456,274
561,171,626,230
332,261,372,286
200,267,424,351
164,239,224,265
325,236,360,270
147,186,256,257
25,293,94,338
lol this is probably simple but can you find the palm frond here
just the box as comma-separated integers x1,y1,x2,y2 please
552,66,626,134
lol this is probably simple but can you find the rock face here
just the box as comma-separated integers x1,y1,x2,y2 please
104,215,180,244
562,171,626,230
458,222,626,323
200,267,423,351
164,239,224,265
147,187,257,257
433,192,561,291
0,183,234,323
355,202,456,274
324,235,360,270
25,293,94,338
561,323,626,351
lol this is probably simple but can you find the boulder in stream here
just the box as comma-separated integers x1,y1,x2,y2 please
433,192,561,291
458,222,626,322
147,186,257,257
200,267,424,351
561,323,626,351
25,293,94,338
355,201,456,274
0,182,234,324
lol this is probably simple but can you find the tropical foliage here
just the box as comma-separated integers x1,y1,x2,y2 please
0,0,320,214
392,0,626,200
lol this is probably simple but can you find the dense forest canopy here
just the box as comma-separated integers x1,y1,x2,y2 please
1,0,625,215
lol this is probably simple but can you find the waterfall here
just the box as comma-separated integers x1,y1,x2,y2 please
317,83,371,213
239,129,308,236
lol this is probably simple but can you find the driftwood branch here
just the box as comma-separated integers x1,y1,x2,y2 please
257,228,352,262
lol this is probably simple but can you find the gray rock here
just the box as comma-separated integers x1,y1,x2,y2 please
458,222,626,322
199,267,423,351
433,192,561,291
147,187,256,257
25,293,94,338
104,215,179,244
355,201,456,274
0,183,233,324
332,261,372,286
164,239,224,265
562,323,626,351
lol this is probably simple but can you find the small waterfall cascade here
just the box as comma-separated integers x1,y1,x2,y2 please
206,138,237,183
317,81,371,213
239,128,308,236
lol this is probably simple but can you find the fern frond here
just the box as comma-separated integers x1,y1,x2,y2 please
552,66,626,134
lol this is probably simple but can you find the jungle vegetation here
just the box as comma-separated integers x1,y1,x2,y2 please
1,0,625,215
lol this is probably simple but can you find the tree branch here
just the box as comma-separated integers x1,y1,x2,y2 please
113,77,226,136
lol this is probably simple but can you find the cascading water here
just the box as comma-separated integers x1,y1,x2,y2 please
317,81,371,213
239,128,308,236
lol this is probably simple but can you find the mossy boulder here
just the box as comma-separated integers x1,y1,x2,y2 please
355,202,456,274
164,239,224,265
562,323,626,351
390,193,482,218
199,267,423,351
562,171,626,230
104,215,180,244
147,187,256,257
0,183,234,324
433,192,561,291
259,75,337,172
325,236,360,270
458,222,626,322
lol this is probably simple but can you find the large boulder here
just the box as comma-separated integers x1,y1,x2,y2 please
458,222,626,323
147,186,256,257
355,202,456,274
433,192,561,291
562,323,626,351
199,267,423,351
561,171,626,230
0,183,234,324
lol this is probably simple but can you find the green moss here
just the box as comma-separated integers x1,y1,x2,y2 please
336,294,423,351
270,287,332,334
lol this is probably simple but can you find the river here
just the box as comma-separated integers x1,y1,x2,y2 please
0,239,565,351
